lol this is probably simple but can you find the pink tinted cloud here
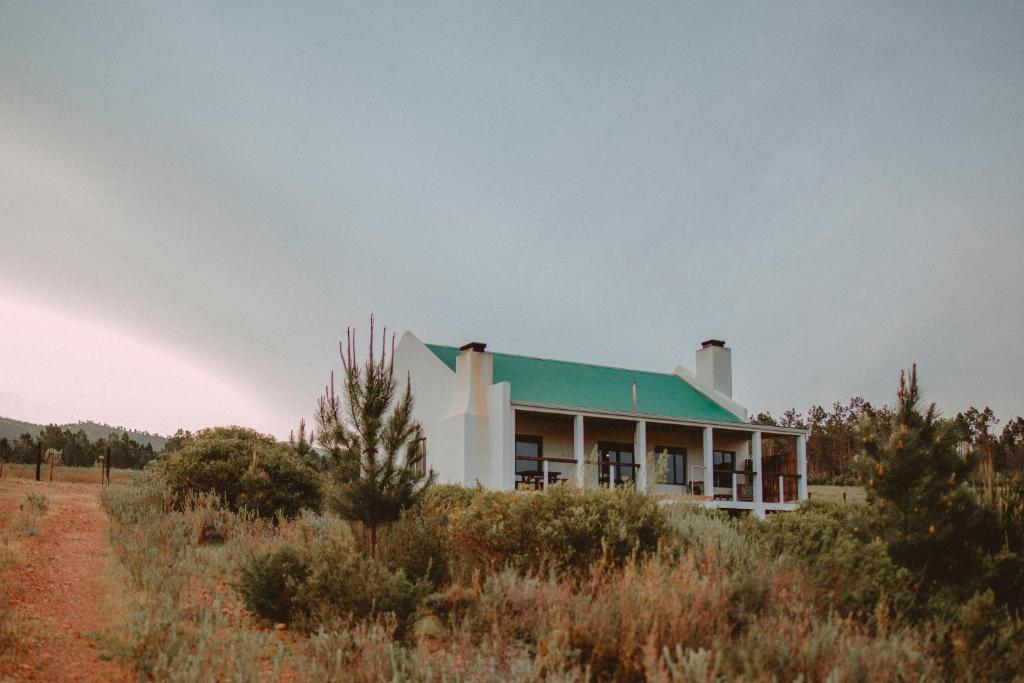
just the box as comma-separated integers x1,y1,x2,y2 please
0,295,282,437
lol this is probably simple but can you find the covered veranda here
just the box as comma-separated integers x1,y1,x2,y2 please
506,405,808,516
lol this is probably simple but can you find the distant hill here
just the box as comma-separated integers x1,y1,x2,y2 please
0,416,167,451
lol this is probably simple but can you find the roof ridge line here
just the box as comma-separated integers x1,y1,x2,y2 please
424,342,679,379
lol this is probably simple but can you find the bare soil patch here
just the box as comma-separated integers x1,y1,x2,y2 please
0,477,131,682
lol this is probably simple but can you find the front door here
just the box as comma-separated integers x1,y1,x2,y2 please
598,441,636,487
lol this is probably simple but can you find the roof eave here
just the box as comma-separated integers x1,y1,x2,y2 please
509,400,808,435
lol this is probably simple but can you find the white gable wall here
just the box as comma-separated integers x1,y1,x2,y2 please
393,332,463,485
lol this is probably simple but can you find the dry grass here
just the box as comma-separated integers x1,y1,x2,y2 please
807,484,866,504
95,480,949,682
0,486,41,669
0,462,140,485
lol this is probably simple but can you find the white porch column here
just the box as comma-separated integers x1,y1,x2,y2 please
574,414,585,488
752,431,764,516
634,420,647,492
702,426,714,498
486,383,514,490
797,433,808,501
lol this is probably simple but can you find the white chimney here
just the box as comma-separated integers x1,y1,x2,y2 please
449,341,492,417
695,339,732,399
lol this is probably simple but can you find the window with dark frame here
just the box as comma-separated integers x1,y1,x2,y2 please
597,441,638,487
409,437,427,477
655,446,687,485
515,435,543,477
713,450,736,488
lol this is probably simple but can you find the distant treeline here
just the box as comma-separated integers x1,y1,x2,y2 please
0,425,157,469
0,415,166,450
752,399,1024,482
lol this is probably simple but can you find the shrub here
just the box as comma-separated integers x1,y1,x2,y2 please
377,509,450,588
446,484,670,578
419,483,481,511
235,544,309,625
235,529,430,634
424,550,932,682
22,491,48,515
752,501,914,618
932,590,1024,681
238,448,325,519
15,491,50,536
373,484,480,588
160,426,323,519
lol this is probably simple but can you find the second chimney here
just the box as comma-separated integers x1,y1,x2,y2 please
695,339,732,398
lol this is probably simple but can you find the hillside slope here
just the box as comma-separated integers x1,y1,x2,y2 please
0,416,166,451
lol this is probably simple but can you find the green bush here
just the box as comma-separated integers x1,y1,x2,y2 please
377,509,450,588
419,483,482,511
447,484,670,577
374,484,480,588
238,448,325,519
159,426,323,519
753,501,913,618
297,539,430,636
235,544,309,625
235,530,430,634
933,590,1024,681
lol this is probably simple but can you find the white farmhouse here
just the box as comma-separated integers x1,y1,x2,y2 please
393,332,808,517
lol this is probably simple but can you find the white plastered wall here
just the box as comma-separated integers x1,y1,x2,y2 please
392,332,461,484
487,382,514,490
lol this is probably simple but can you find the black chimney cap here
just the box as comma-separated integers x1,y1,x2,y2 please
700,339,726,349
459,341,487,352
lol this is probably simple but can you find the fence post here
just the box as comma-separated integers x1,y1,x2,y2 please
35,441,42,481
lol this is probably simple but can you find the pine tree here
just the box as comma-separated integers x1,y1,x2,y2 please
289,418,321,469
858,364,994,596
314,317,434,555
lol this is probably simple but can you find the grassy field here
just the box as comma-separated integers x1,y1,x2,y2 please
0,462,140,485
88,478,982,682
807,484,867,504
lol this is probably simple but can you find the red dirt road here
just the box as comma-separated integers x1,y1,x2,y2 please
0,478,132,682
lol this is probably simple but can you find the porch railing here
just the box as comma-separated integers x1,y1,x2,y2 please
515,455,577,490
764,473,801,502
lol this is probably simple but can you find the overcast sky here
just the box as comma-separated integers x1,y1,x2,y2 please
2,1,1022,438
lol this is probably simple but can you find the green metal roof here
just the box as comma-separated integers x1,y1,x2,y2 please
425,344,744,424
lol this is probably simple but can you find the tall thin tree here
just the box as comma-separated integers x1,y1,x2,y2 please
315,317,434,554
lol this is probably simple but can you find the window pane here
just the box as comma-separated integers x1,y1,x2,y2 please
516,440,539,457
619,450,634,465
516,459,539,475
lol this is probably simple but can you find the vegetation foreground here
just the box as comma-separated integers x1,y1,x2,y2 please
4,325,1023,681
88,475,1022,682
